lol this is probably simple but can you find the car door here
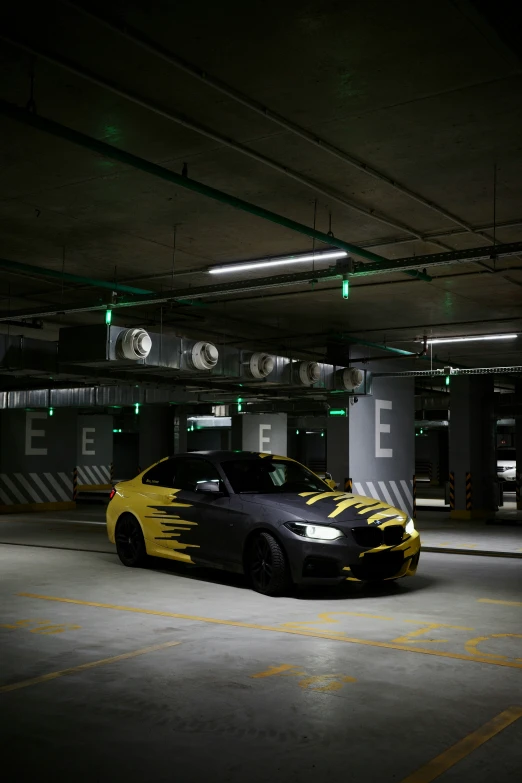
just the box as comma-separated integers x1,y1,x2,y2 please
171,457,244,569
138,458,199,564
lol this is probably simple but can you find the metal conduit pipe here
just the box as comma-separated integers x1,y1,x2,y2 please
0,256,153,296
1,33,448,249
347,336,428,362
62,0,495,246
0,99,395,266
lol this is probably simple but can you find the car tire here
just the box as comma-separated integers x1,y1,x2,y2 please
115,514,147,567
247,532,291,596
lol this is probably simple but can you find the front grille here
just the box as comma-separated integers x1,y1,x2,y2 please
351,526,382,548
383,525,404,546
350,551,405,581
302,556,340,579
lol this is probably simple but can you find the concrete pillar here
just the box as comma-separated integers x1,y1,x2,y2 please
0,409,77,511
173,406,188,454
326,412,350,491
77,414,113,487
515,382,522,510
232,413,287,455
138,406,174,471
349,377,415,517
449,376,496,518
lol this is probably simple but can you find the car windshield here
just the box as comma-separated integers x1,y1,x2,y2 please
222,458,329,494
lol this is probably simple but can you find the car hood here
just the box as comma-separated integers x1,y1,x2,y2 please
240,490,407,528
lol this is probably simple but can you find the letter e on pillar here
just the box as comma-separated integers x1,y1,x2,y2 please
25,412,48,456
375,400,393,458
82,427,96,456
259,424,272,453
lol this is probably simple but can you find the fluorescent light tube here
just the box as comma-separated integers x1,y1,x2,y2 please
208,249,347,275
427,334,518,345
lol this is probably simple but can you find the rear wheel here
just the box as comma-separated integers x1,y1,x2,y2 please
247,532,291,596
115,515,147,567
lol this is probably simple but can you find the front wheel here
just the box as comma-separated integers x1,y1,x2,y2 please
247,532,291,596
115,515,147,567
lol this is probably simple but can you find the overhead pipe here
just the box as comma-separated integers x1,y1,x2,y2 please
346,335,428,363
0,256,153,296
0,99,392,267
61,0,493,247
1,32,449,249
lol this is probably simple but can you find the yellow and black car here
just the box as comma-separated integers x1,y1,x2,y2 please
107,451,420,595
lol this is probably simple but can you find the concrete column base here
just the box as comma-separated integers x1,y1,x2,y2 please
450,509,492,520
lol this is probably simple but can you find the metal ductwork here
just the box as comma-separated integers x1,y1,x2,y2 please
340,367,364,390
248,352,275,379
116,328,152,360
188,341,219,371
298,361,322,386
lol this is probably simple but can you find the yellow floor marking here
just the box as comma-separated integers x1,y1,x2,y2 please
251,664,305,678
392,623,474,645
478,598,522,607
399,706,522,783
0,639,181,694
17,593,522,670
298,674,356,692
464,634,522,661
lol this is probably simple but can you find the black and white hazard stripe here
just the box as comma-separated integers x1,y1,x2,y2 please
0,472,73,504
77,465,111,485
352,479,414,516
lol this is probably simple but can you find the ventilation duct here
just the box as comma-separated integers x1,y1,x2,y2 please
248,352,275,379
341,367,364,390
116,328,152,360
298,361,321,386
189,341,219,371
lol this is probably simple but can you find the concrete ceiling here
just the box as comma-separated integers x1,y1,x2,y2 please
0,0,521,371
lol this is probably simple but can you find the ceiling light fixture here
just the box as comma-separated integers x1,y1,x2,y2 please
427,334,518,345
208,249,348,275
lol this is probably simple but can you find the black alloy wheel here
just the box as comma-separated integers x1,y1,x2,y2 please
115,515,147,567
248,532,290,596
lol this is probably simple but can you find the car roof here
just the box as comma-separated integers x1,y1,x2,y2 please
168,451,287,463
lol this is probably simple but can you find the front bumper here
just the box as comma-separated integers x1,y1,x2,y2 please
282,529,421,585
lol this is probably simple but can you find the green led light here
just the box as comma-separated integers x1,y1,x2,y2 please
321,432,324,437
112,428,122,433
420,428,424,435
445,375,450,386
237,396,243,413
296,429,300,435
105,308,112,325
49,407,54,417
329,409,346,416
342,278,349,299
134,403,140,415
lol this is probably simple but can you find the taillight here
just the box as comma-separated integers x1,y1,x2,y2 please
109,488,116,501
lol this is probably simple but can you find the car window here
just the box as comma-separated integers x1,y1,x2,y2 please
174,458,221,492
222,458,328,494
142,459,175,487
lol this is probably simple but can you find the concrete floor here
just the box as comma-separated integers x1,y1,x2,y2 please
1,510,522,782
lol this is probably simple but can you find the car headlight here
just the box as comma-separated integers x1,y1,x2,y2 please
405,518,415,535
285,522,344,540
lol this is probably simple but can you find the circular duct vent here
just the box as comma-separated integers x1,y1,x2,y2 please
249,352,275,379
299,361,321,386
191,341,219,371
116,328,152,360
342,367,364,390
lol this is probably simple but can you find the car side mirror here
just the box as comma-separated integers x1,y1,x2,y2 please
324,472,333,480
195,481,223,495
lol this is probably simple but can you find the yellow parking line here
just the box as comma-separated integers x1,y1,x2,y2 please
478,598,522,607
399,706,522,782
17,593,522,670
0,639,180,693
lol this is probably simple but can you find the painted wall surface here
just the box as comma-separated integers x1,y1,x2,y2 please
139,406,174,470
0,409,77,504
76,414,113,485
233,414,288,456
349,377,415,516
